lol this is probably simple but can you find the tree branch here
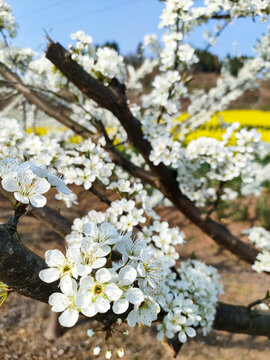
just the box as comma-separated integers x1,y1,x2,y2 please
214,302,270,337
27,204,72,238
0,60,155,188
45,41,258,265
46,42,153,157
0,223,59,303
0,61,94,138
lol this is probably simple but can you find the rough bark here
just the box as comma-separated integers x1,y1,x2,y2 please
0,222,59,303
45,41,258,265
214,302,270,337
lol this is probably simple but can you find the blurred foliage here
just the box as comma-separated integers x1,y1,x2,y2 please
193,49,221,73
256,197,270,230
223,55,252,76
96,41,120,53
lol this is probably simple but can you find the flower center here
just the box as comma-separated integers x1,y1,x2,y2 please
18,181,35,197
94,284,103,295
62,265,71,273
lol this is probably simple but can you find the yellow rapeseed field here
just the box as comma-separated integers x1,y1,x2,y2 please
26,109,270,144
178,109,270,143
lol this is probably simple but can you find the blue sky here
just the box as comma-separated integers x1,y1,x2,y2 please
6,0,270,59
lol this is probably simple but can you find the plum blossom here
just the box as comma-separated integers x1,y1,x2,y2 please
113,265,144,314
82,222,121,245
48,277,80,327
137,248,164,289
127,296,160,327
78,268,123,316
71,238,110,277
39,248,77,283
2,168,50,207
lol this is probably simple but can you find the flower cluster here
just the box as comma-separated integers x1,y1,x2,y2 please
69,30,127,84
0,157,71,207
40,220,223,344
244,226,270,273
39,222,162,327
0,118,115,208
0,0,17,37
157,259,223,342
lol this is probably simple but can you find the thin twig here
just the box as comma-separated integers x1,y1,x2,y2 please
207,181,226,216
89,186,112,207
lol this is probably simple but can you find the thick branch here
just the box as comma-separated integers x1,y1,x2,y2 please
46,42,153,157
46,41,258,265
27,205,72,238
0,223,59,303
214,302,270,337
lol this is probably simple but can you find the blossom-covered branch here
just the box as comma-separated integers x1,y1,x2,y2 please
45,40,258,265
0,61,94,138
0,60,156,188
0,218,270,337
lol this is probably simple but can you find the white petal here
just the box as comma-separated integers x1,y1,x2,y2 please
14,192,29,204
60,276,76,295
114,240,129,256
113,299,129,314
101,223,119,244
96,268,112,283
71,265,78,279
94,243,111,257
59,308,79,327
30,194,47,207
39,268,60,283
67,246,80,262
35,178,51,194
125,287,144,305
45,249,66,267
127,310,137,327
77,263,92,277
95,297,110,313
178,331,187,343
119,265,137,285
105,283,122,301
91,257,106,269
186,327,196,338
81,305,97,317
137,262,145,277
80,276,94,291
82,222,98,236
48,293,66,312
74,289,83,306
81,237,94,252
2,175,18,192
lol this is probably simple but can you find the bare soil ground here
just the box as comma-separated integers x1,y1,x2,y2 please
1,188,270,360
